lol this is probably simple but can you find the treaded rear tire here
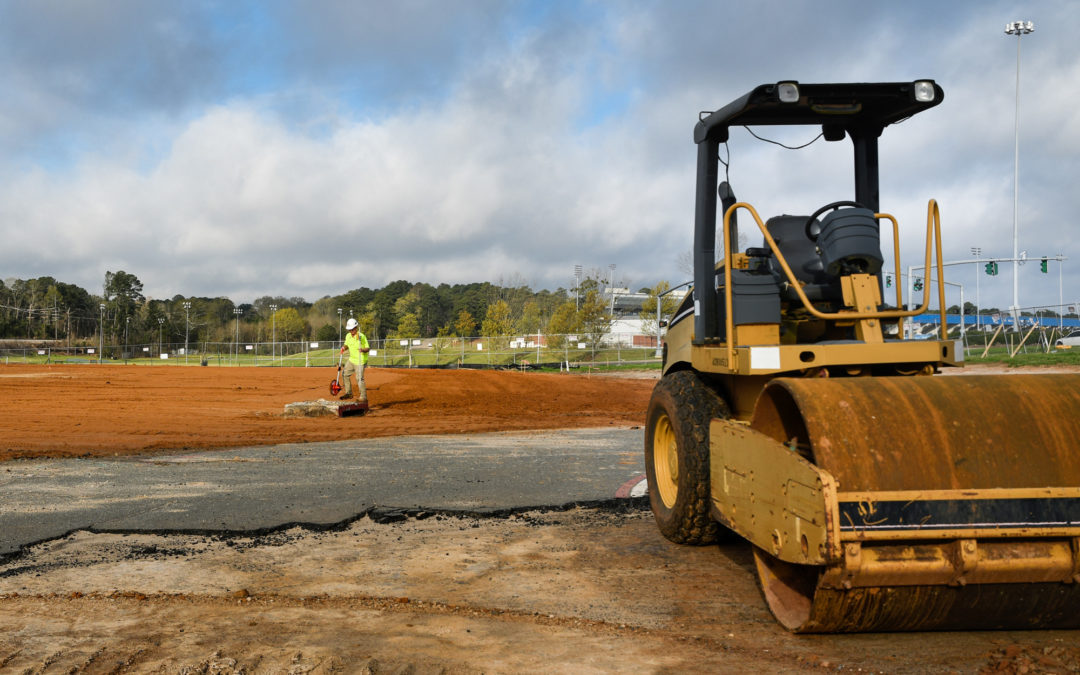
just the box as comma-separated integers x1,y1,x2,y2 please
644,370,731,545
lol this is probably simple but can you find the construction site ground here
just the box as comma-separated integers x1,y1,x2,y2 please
1,363,1078,673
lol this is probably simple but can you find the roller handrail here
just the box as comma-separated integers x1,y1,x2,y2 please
720,199,948,366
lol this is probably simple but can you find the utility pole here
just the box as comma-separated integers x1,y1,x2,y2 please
971,247,981,330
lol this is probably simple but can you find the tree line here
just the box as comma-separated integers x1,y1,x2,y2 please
0,271,675,349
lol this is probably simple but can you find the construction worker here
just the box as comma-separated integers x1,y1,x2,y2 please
339,318,370,404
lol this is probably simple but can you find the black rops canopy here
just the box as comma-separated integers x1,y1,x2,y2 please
691,81,944,345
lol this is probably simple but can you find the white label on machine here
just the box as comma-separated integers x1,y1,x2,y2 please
749,346,781,371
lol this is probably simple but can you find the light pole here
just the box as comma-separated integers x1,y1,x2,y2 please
337,308,343,344
269,303,278,366
1005,20,1034,330
157,316,164,356
971,246,981,330
98,304,105,363
183,301,191,364
234,308,243,364
608,263,617,317
124,316,130,363
574,264,582,310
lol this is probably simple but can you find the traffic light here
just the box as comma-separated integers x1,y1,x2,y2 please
984,262,999,276
885,274,892,288
914,278,923,291
1041,257,1048,273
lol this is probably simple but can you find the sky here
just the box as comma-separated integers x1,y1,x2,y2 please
2,0,1078,313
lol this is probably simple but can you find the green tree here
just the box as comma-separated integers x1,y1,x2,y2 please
545,300,580,349
517,300,542,336
578,289,611,352
273,307,306,342
454,309,476,337
481,299,514,338
639,281,680,337
103,270,145,339
396,312,421,340
315,323,337,343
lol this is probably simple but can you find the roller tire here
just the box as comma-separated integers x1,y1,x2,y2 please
644,370,731,545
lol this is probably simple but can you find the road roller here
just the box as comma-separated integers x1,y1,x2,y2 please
646,81,1080,632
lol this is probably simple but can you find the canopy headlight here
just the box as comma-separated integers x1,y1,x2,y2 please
913,80,936,102
777,82,799,103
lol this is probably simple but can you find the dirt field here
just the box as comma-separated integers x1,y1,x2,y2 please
2,363,1079,672
0,364,655,460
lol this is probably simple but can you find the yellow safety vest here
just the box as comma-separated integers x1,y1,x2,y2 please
345,331,369,365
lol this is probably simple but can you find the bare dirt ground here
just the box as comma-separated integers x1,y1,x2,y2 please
0,364,654,460
2,363,1079,673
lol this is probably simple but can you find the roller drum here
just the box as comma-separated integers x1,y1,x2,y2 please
747,373,1080,632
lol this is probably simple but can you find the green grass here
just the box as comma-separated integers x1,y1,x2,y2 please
966,349,1080,367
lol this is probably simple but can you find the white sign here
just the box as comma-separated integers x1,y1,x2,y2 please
88,348,95,354
369,350,378,356
310,342,319,349
37,350,45,355
143,347,150,352
160,353,169,360
577,342,587,350
412,339,422,346
245,345,253,351
749,346,781,371
400,339,409,346
477,343,484,350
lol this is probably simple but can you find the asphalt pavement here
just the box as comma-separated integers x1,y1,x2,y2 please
0,427,647,557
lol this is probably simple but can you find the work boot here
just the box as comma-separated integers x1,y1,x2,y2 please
339,393,354,400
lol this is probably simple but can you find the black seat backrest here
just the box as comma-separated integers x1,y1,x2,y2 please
763,215,829,286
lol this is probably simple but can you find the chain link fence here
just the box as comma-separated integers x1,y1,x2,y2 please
0,333,664,370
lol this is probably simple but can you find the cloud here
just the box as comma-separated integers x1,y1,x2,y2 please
1,0,1078,313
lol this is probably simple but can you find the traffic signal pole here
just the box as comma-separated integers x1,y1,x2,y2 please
907,255,1067,338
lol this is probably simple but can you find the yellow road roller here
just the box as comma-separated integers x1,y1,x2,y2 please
646,81,1080,632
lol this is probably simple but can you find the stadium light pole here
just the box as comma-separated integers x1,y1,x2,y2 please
234,308,243,364
269,303,278,366
183,301,191,365
1005,20,1034,331
608,263,617,317
1059,253,1064,333
98,303,105,363
574,264,582,310
157,317,164,356
124,316,130,363
337,308,343,343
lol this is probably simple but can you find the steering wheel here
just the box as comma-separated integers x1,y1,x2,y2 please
804,200,867,241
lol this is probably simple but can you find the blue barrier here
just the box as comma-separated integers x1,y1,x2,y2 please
911,314,1080,329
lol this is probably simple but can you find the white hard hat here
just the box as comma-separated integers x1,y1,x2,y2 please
345,318,359,330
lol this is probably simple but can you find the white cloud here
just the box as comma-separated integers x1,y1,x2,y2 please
1,1,1078,312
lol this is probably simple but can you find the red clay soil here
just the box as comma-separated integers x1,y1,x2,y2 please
0,364,654,461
